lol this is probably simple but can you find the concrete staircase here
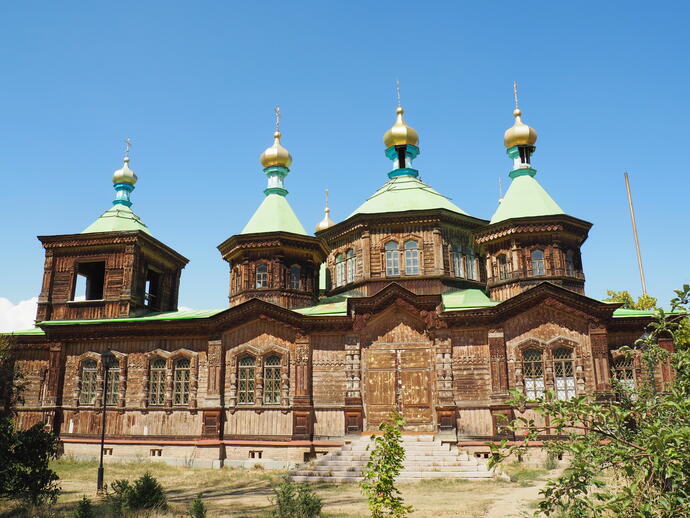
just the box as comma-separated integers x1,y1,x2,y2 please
291,435,493,483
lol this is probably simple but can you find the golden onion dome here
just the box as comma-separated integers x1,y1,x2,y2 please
112,156,138,186
260,131,292,168
315,206,335,232
504,108,538,148
383,106,419,148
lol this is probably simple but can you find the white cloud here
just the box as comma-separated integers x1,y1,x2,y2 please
0,297,38,332
178,306,193,312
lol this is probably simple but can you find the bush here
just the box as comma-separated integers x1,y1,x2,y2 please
188,493,207,518
271,476,322,518
72,496,95,518
105,471,167,512
543,452,558,471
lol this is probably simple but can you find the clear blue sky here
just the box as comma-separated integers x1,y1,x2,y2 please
1,1,688,310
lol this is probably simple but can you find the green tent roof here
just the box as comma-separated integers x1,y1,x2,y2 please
40,308,224,326
82,204,152,235
490,174,564,224
241,193,307,235
350,175,467,218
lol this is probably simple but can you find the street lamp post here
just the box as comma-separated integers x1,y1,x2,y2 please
97,349,115,493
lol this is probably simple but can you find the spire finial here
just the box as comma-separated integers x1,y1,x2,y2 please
325,188,330,210
275,106,281,134
124,137,132,160
513,81,519,112
315,187,335,232
396,79,401,108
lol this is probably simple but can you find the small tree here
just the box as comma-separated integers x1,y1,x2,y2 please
271,476,322,518
490,285,690,518
360,411,413,518
73,496,95,518
188,493,207,518
0,336,60,507
106,472,167,512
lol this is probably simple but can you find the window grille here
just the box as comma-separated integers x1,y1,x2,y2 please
238,356,256,404
256,264,268,289
554,348,576,400
79,359,98,405
172,358,190,405
104,359,120,405
148,358,166,406
385,241,399,276
404,240,419,275
523,349,545,400
498,254,509,280
452,244,464,278
346,249,355,284
263,355,281,404
612,355,635,390
532,250,545,276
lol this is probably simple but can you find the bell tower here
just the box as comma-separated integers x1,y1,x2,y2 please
36,144,188,322
475,84,591,301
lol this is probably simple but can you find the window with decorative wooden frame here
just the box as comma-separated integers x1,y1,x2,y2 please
141,349,199,409
256,263,269,289
517,341,579,401
451,243,464,278
610,350,638,390
74,351,127,407
228,345,289,407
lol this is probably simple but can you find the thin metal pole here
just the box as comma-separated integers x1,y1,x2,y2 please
624,172,647,295
97,364,108,493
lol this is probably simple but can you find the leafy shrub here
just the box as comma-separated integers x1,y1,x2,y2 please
271,476,322,518
72,496,95,518
188,493,207,518
105,471,167,512
543,451,558,471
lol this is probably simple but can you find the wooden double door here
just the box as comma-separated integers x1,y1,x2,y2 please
363,345,434,432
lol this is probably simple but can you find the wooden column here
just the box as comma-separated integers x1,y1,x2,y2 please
202,339,224,438
434,334,456,431
344,335,363,433
292,334,313,440
658,336,675,389
42,342,64,434
362,230,371,279
590,326,611,394
488,330,509,396
432,228,443,276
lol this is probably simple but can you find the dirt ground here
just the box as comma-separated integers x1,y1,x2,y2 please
3,458,556,517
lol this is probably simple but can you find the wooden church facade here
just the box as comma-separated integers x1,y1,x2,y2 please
10,102,661,468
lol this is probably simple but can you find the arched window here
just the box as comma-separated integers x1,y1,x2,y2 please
532,250,545,276
104,359,120,405
263,355,282,404
289,265,301,290
256,264,268,289
612,355,635,390
148,358,166,406
238,356,256,404
335,253,345,287
466,248,476,280
565,250,575,276
404,240,419,275
553,348,576,400
452,244,464,278
346,249,355,284
385,241,400,277
79,359,98,405
498,254,509,281
172,358,191,405
523,349,545,400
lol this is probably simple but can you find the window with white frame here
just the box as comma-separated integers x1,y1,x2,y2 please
263,355,282,404
466,248,476,280
172,358,190,405
553,348,576,400
532,249,545,276
385,241,400,276
612,355,636,390
256,264,268,289
522,349,545,400
104,359,120,405
238,356,256,404
335,253,345,287
404,240,419,275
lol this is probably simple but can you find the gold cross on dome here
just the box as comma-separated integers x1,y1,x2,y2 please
513,81,519,111
275,106,281,133
124,137,132,158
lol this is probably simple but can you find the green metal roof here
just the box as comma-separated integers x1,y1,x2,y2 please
611,307,657,318
7,327,45,336
350,175,468,218
294,296,349,316
82,204,152,235
490,174,564,224
40,308,224,326
241,193,307,235
441,289,498,310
